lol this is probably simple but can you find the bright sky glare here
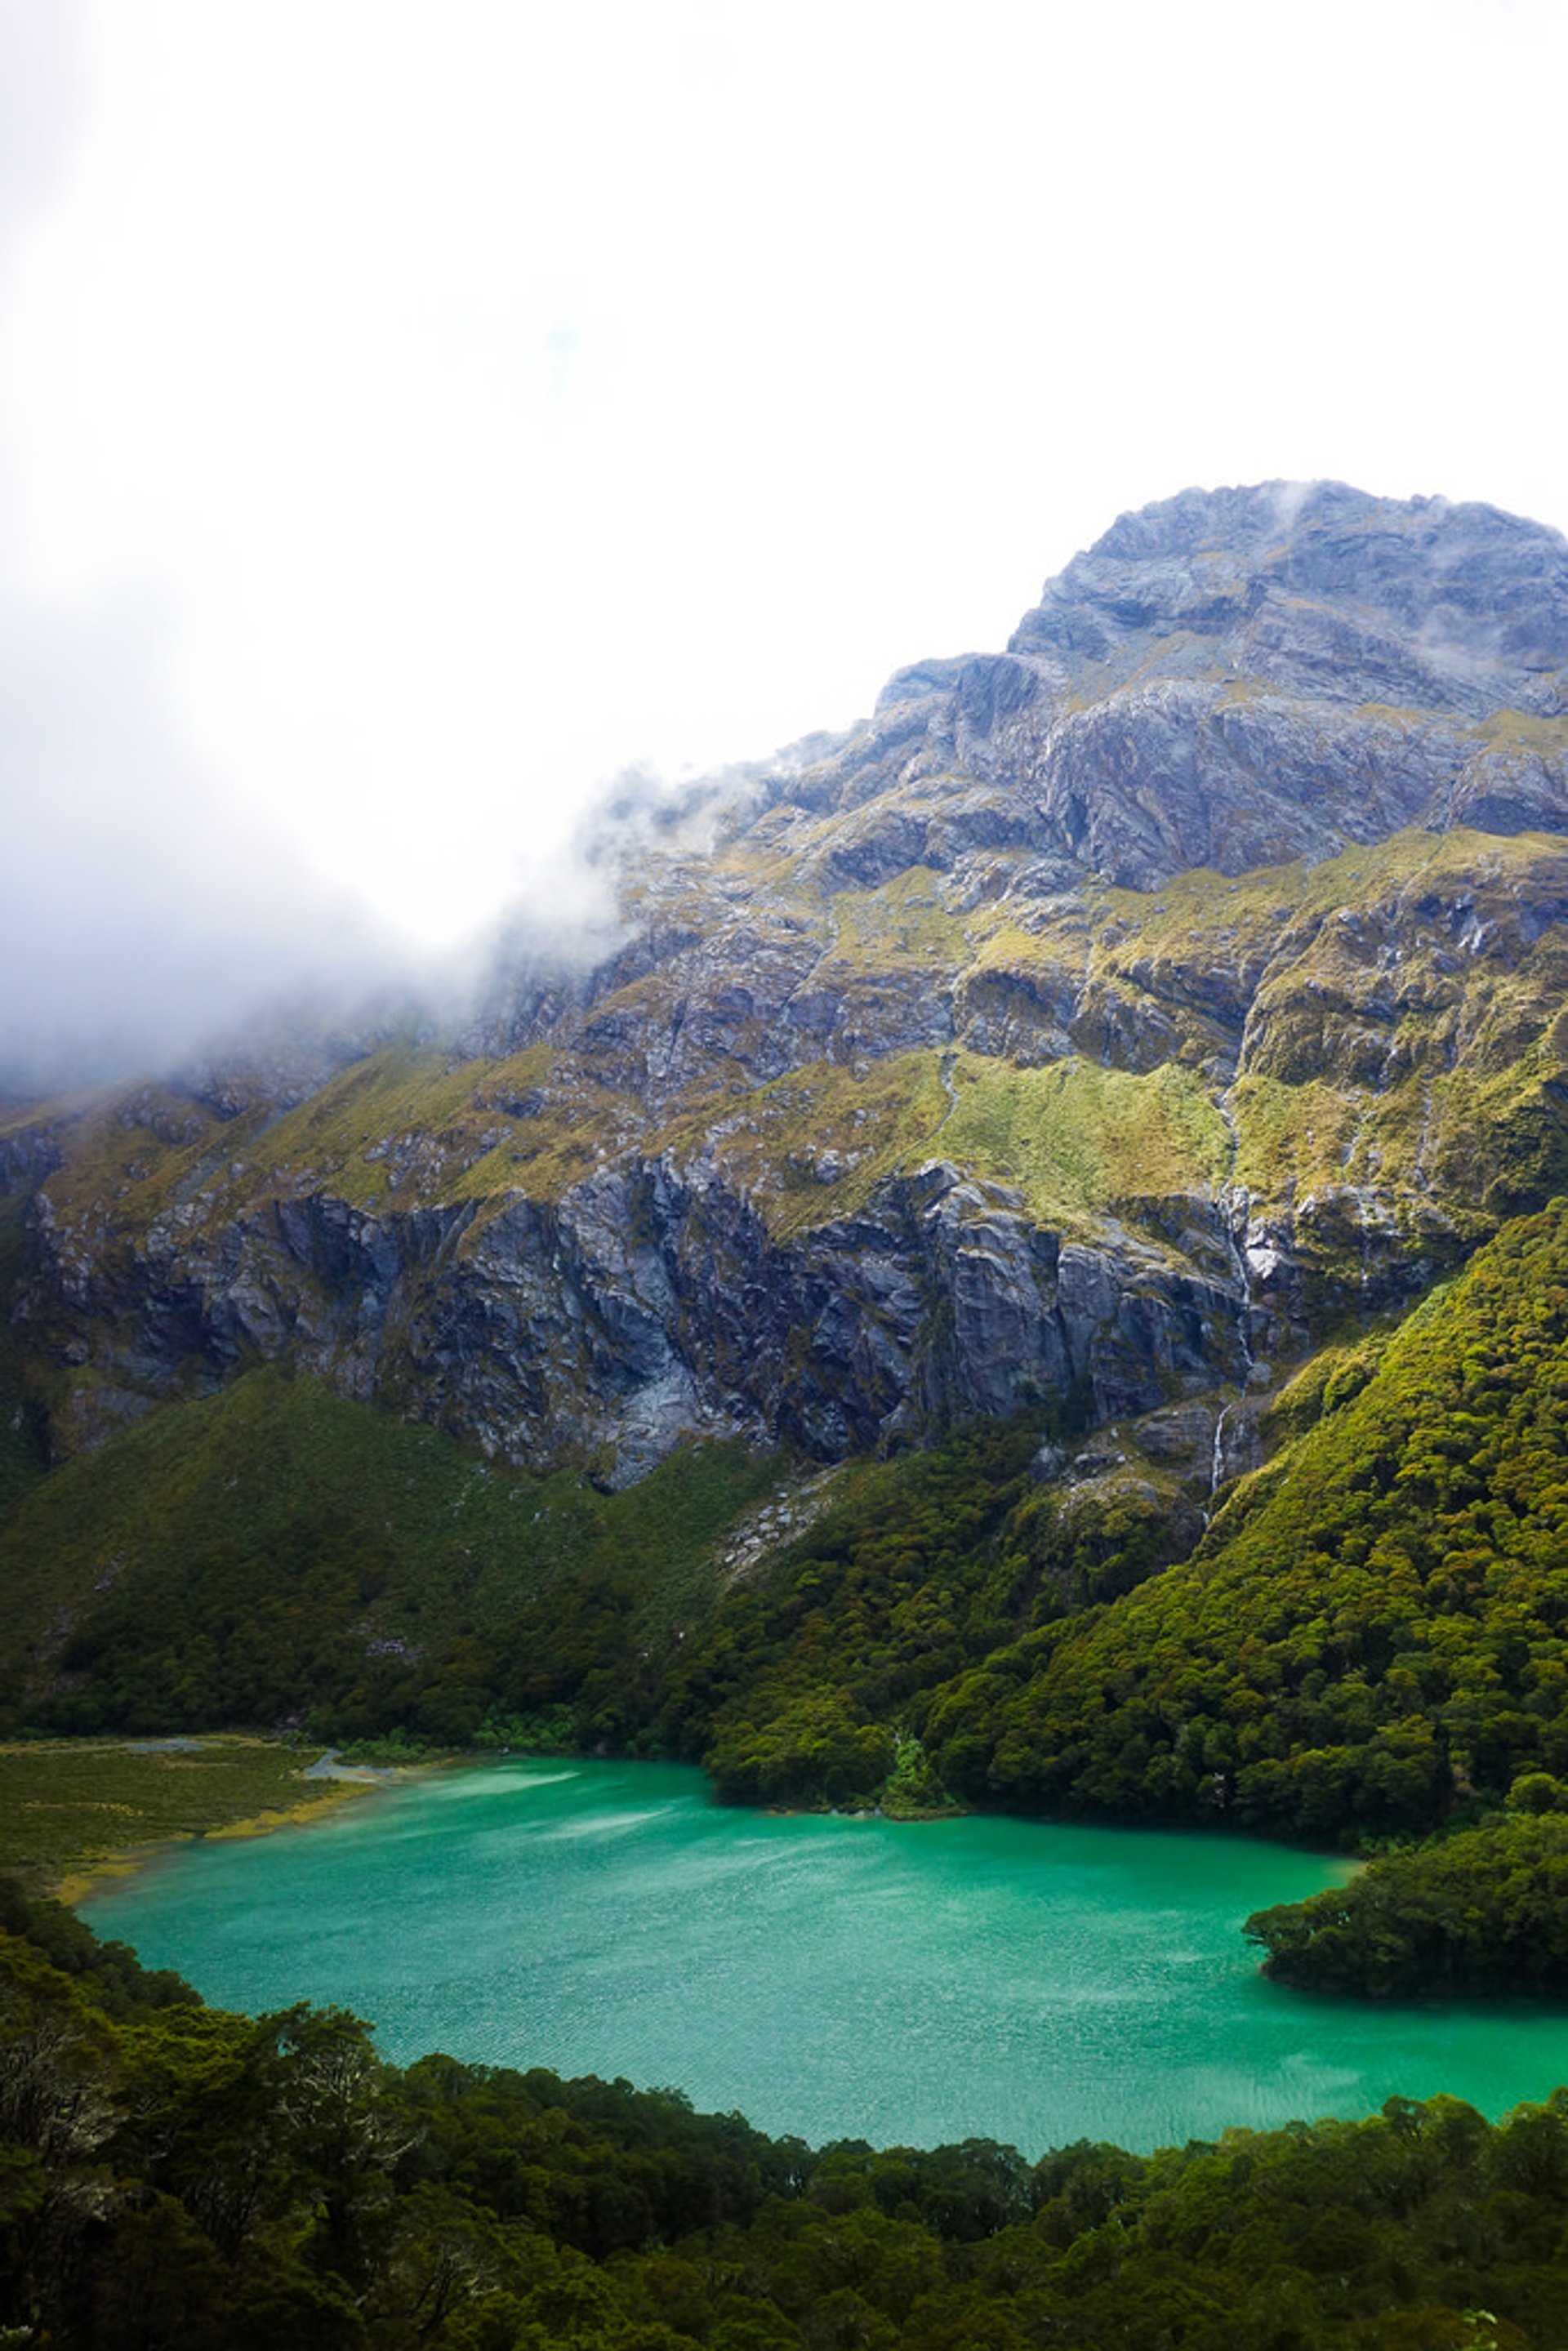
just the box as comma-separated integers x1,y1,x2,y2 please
2,0,1566,1068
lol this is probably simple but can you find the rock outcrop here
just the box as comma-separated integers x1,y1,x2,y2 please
8,483,1568,1481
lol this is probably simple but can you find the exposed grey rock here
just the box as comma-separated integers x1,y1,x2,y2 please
0,1124,64,1195
1133,1401,1218,1466
1012,482,1568,695
17,1133,1266,1483
12,481,1568,1484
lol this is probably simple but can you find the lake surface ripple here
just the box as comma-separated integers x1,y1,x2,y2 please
83,1759,1568,2155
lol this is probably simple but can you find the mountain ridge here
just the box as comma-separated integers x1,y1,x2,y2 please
5,481,1568,1495
9,488,1568,2349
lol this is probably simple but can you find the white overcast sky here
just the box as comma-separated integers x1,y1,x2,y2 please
2,0,1567,1075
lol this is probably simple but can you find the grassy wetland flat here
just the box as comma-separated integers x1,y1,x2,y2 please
0,1734,386,1898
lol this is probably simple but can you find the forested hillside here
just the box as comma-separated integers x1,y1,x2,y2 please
10,1198,1568,1864
10,489,1568,2351
2,1881,1564,2350
910,1202,1568,1837
1246,1810,1568,1998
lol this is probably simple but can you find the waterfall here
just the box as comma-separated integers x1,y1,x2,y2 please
1208,1095,1256,1507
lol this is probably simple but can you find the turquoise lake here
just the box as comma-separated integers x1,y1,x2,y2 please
82,1758,1568,2157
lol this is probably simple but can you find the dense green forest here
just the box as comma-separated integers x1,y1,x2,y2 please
652,1418,1185,1810
0,1358,1181,1786
1245,1806,1568,2000
936,1201,1568,1841
0,1363,778,1743
11,1202,1568,1863
2,1878,1564,2349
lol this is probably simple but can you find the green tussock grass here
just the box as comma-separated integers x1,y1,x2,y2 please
1472,708,1568,756
1351,702,1429,727
32,1040,648,1242
1096,825,1568,954
686,1051,954,1239
964,915,1089,981
39,1086,243,1240
689,1050,1229,1245
1227,1072,1361,1200
940,1052,1230,1233
238,1042,559,1212
443,1083,644,1211
826,866,970,971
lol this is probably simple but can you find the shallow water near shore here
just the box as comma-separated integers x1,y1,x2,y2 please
82,1757,1568,2155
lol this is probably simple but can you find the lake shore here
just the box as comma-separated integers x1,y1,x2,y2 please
0,1734,428,1903
81,1753,1558,2159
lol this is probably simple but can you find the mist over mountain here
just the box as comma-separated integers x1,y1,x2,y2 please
0,579,422,1090
0,586,802,1098
11,477,1566,1096
9,6,1568,2327
5,479,1568,1498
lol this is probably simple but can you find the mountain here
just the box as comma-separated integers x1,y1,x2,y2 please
7,481,1568,1514
11,480,1568,2346
8,480,1568,1809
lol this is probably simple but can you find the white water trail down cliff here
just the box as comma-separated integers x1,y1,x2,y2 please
1208,1094,1255,1510
936,1049,960,1132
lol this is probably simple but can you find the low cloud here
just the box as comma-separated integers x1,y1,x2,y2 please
0,599,795,1101
0,586,414,1095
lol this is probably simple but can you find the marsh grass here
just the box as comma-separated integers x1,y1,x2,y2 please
0,1734,375,1896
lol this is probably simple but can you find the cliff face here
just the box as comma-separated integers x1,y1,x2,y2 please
8,483,1568,1485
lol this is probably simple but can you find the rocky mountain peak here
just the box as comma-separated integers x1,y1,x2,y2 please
1012,481,1568,705
758,481,1568,897
9,481,1568,1494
